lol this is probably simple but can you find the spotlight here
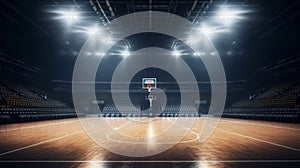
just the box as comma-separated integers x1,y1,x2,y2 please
210,52,216,56
199,24,211,35
121,50,130,57
193,52,200,56
198,23,229,39
95,52,105,56
172,51,180,57
219,9,234,20
217,8,243,25
87,26,99,35
62,11,79,23
198,24,215,39
51,10,81,24
64,13,78,19
193,52,207,56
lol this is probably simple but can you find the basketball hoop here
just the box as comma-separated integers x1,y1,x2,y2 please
142,78,156,92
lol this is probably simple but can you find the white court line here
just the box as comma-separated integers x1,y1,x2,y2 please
0,121,96,157
104,119,134,139
0,130,84,157
105,118,199,144
0,160,299,163
106,125,199,144
166,118,200,143
217,127,300,152
220,119,300,131
0,120,79,133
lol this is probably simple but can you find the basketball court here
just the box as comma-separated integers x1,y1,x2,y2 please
0,1,299,167
0,117,299,167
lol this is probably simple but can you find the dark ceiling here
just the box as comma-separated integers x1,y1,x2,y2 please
0,0,299,85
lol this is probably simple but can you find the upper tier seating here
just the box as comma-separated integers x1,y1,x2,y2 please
232,84,300,108
0,84,67,108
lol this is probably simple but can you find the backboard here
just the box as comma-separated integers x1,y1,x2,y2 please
142,78,157,92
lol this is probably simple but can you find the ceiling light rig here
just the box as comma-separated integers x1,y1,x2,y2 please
218,9,236,25
95,52,105,57
199,24,211,35
63,12,79,21
172,50,181,57
120,44,131,58
52,10,80,24
52,5,247,59
121,50,130,58
217,7,246,26
193,52,206,56
197,24,226,39
195,6,246,40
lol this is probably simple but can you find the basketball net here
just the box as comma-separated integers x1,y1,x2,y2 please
147,84,152,92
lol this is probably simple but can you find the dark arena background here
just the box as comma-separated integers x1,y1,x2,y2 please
0,0,300,168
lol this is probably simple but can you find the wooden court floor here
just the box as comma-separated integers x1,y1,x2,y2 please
0,117,299,168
